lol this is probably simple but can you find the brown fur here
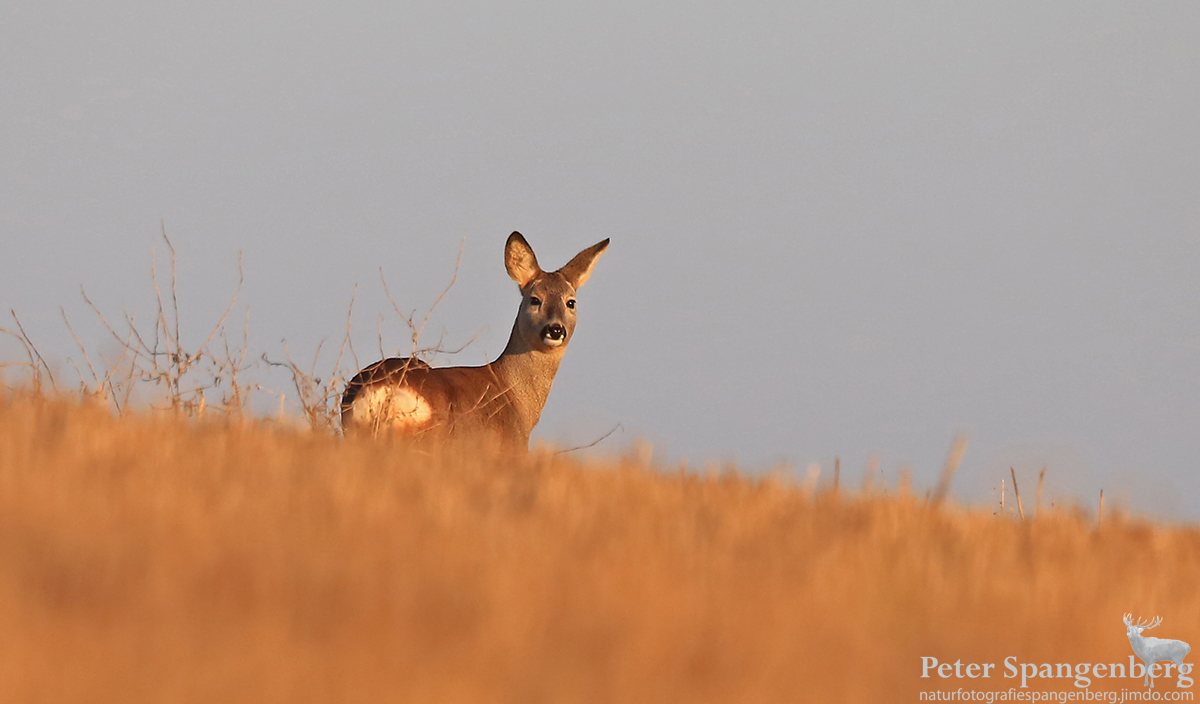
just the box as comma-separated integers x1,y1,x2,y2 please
340,232,609,450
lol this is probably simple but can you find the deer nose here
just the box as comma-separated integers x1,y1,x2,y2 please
542,324,566,341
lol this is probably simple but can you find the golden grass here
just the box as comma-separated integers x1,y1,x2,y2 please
1,392,1197,703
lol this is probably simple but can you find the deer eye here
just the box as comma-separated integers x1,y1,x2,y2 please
566,299,576,309
529,296,541,306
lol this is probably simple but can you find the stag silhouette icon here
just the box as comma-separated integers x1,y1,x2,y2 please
1124,613,1191,687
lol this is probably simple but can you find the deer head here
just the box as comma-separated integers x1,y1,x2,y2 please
504,232,609,353
1124,613,1162,638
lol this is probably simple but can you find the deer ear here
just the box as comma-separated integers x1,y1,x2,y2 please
505,232,542,287
558,238,609,289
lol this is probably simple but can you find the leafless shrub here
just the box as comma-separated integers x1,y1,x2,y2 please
69,225,260,419
60,305,135,410
377,238,480,365
263,287,359,433
3,227,490,435
267,240,477,434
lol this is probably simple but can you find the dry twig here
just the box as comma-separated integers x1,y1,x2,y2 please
0,310,56,392
1010,467,1025,520
930,434,968,508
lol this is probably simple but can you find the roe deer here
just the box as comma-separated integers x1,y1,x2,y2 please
340,232,609,451
1124,614,1192,687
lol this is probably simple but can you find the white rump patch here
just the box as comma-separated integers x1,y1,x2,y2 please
352,385,433,429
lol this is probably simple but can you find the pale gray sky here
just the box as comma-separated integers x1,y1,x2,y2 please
3,2,1198,517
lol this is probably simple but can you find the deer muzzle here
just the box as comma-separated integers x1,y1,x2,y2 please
541,324,567,346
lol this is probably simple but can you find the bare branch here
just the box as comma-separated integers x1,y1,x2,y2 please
554,423,625,454
379,237,466,363
3,310,56,391
162,221,182,371
412,237,465,357
60,306,107,398
1010,467,1025,520
187,251,243,371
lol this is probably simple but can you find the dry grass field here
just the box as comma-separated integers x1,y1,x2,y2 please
1,391,1197,703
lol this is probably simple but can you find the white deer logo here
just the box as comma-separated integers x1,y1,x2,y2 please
1124,613,1191,687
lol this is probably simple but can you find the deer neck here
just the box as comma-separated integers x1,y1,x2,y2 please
1129,633,1146,653
490,322,566,432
